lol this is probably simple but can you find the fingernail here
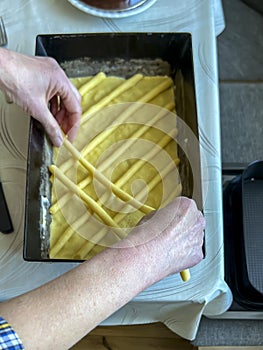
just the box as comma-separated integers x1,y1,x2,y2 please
54,131,63,147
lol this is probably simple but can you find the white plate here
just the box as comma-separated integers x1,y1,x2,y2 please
67,0,158,18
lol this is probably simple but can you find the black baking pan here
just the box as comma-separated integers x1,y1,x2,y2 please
223,160,263,310
24,33,201,262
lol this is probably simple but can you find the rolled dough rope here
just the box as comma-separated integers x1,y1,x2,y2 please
81,100,176,161
56,77,173,179
79,79,174,159
79,102,176,189
77,160,180,258
81,76,173,126
50,190,73,215
50,213,89,257
63,138,154,214
81,160,190,282
180,269,191,282
113,130,178,188
78,72,106,97
51,217,119,259
111,160,180,228
81,74,144,121
52,133,178,258
50,206,124,258
49,164,125,236
137,78,173,103
51,159,190,281
49,101,176,214
97,129,179,208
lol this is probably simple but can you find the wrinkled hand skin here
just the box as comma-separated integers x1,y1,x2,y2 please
117,196,205,281
0,48,82,146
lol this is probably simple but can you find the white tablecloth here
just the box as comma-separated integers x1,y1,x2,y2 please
0,0,232,340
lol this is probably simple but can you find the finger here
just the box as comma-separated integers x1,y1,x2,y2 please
55,100,80,142
49,95,59,116
35,105,64,147
55,78,82,141
69,80,82,103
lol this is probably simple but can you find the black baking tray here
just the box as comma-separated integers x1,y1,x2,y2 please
223,160,263,310
24,33,201,262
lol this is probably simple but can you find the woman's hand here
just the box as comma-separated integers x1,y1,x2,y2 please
121,196,205,281
0,48,82,146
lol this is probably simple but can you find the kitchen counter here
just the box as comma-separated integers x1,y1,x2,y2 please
0,0,232,341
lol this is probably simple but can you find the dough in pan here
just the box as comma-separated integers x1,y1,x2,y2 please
49,74,181,260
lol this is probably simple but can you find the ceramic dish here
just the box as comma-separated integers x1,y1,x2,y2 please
67,0,158,18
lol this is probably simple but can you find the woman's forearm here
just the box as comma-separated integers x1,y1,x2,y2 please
0,241,161,349
0,198,204,350
0,47,14,93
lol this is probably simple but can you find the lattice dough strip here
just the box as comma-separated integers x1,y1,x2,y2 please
81,74,143,120
63,138,155,214
50,101,175,215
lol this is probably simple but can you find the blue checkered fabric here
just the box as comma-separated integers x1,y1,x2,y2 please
0,317,24,349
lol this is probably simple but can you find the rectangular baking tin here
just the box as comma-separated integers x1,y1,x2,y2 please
24,33,201,262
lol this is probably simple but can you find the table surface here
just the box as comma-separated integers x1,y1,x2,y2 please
0,0,232,341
